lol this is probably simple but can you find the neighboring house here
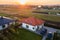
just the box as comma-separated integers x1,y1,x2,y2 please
48,12,60,16
21,17,45,32
56,13,60,15
0,16,15,30
53,31,60,40
56,30,60,36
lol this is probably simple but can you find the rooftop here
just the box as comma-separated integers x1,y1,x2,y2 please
0,17,14,25
21,17,45,26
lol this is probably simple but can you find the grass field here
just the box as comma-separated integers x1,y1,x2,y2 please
32,14,60,22
20,9,60,22
0,28,42,40
0,9,60,22
0,6,60,22
33,9,60,12
0,13,14,18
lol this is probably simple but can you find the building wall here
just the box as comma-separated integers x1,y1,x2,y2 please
0,26,3,30
0,22,15,30
5,24,8,28
9,22,13,25
0,24,8,30
22,23,43,31
57,13,60,15
39,24,44,28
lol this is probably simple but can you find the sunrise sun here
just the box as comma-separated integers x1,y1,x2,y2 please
19,0,27,5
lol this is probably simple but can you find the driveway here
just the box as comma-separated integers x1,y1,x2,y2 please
42,26,58,40
44,26,57,33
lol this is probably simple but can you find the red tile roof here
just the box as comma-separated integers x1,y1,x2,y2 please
21,17,45,26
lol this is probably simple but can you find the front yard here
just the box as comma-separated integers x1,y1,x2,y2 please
16,28,42,40
0,27,42,40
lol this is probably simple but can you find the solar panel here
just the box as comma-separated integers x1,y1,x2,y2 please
0,18,14,25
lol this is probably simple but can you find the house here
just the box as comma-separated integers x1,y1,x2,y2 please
56,30,60,36
53,31,60,40
46,32,53,40
56,13,60,15
0,16,15,30
21,17,45,32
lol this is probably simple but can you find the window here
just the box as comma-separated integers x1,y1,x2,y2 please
33,27,35,29
5,24,8,27
37,26,39,29
2,25,5,28
36,26,40,30
26,25,29,28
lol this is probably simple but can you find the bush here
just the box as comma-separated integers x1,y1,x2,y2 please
53,33,60,40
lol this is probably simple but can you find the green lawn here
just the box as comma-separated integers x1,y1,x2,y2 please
16,28,42,40
17,9,60,22
0,8,60,22
32,13,60,22
0,11,60,22
0,13,15,18
32,9,60,22
33,9,60,12
0,28,42,40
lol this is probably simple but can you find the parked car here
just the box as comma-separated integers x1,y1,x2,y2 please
40,28,47,36
46,32,53,40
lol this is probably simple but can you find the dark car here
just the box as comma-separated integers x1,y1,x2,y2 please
46,32,53,40
40,28,47,36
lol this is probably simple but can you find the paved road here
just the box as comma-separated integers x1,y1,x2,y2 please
44,26,57,33
42,26,58,40
0,27,2,30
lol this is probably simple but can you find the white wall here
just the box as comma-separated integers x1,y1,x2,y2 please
0,26,3,30
39,24,44,28
9,22,13,25
5,24,8,28
0,24,8,30
22,23,44,31
0,21,15,30
57,13,60,15
22,23,37,31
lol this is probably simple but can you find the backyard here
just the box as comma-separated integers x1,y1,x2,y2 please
0,27,42,40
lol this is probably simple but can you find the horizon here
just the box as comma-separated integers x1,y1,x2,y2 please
0,0,60,5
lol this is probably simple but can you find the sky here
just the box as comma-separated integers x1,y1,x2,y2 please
0,0,60,5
